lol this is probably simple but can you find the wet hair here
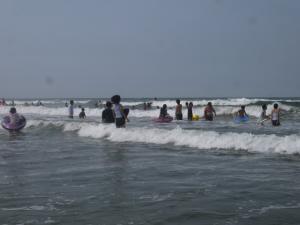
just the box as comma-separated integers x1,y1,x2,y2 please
176,99,180,104
208,102,212,106
262,104,267,110
241,105,246,109
81,108,85,111
10,107,16,114
189,102,193,106
70,100,74,105
106,101,112,108
274,103,279,109
163,104,167,109
111,95,121,104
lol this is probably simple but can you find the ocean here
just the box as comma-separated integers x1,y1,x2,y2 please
0,97,300,225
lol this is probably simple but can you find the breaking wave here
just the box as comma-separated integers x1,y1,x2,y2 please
24,120,300,154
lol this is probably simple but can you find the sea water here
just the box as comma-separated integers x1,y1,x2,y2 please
0,98,300,225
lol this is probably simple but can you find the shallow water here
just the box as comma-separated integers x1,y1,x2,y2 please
0,98,300,225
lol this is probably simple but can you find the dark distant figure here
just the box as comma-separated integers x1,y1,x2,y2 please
175,99,183,120
0,98,6,106
65,102,69,107
102,101,115,123
188,102,193,121
79,108,86,119
68,100,74,119
143,103,147,110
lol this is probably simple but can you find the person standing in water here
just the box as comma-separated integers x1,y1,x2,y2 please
79,108,86,119
271,103,281,126
261,104,269,119
188,102,193,121
204,102,216,121
258,104,270,125
111,95,128,128
102,101,115,123
236,105,248,117
68,100,74,119
159,104,169,118
175,99,183,120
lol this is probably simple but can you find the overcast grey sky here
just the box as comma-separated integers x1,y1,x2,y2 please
0,0,299,98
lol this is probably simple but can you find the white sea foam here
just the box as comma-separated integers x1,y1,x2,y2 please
249,203,300,214
26,120,300,154
149,98,260,107
77,125,300,154
9,99,90,105
147,98,300,108
0,106,102,117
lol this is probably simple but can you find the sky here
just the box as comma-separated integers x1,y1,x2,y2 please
0,0,299,98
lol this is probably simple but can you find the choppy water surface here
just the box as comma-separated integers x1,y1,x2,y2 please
0,98,300,225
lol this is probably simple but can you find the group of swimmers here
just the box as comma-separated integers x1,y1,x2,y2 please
68,96,282,128
160,100,217,121
2,96,282,130
234,103,281,126
68,95,129,128
159,99,282,126
260,103,281,126
0,98,45,107
0,99,15,106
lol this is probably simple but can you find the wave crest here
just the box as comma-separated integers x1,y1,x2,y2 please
25,120,300,154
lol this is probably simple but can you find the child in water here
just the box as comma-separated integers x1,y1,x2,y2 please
236,105,248,117
111,95,128,128
79,108,86,119
159,104,169,118
8,107,21,125
175,99,183,120
204,102,216,121
271,103,281,126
